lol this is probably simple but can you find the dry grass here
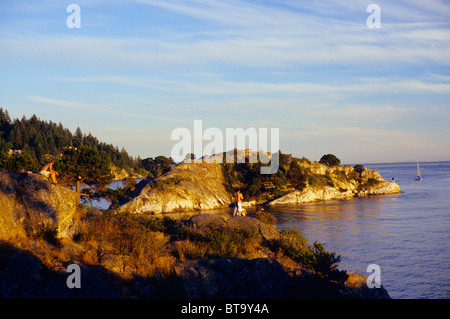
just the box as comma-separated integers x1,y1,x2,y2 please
72,212,177,278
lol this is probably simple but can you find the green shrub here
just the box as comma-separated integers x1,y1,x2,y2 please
308,242,348,283
271,228,348,283
174,224,262,259
353,164,365,174
255,209,277,225
365,178,380,187
153,176,182,190
271,228,308,261
319,154,341,167
29,222,60,247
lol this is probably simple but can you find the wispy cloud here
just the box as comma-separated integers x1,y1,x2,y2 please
54,74,450,96
26,95,189,124
2,0,449,72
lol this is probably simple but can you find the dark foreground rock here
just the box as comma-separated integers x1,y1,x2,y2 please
0,240,390,299
0,241,122,298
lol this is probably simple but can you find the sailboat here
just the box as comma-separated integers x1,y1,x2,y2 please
415,162,422,181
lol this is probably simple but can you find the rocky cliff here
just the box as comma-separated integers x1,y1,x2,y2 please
116,162,232,214
116,159,400,214
269,162,400,205
0,170,79,240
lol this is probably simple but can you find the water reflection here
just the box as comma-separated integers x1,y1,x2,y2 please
270,195,401,235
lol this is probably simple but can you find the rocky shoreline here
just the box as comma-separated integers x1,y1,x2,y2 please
116,161,401,214
0,167,395,299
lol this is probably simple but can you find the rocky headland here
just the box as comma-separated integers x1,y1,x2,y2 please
116,158,401,214
269,161,401,205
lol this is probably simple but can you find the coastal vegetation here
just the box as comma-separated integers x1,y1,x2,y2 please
30,204,348,284
319,153,341,167
221,151,345,202
0,108,146,181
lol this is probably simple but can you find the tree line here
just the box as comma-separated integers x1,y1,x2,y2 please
0,108,146,186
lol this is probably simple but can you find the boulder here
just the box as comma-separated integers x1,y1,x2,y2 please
0,170,79,240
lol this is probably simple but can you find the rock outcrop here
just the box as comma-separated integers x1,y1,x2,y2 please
117,162,232,214
116,159,400,214
269,163,401,206
0,170,79,240
184,213,280,242
170,257,391,299
0,241,123,298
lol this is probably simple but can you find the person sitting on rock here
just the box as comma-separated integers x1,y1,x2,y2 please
40,160,59,185
233,189,246,216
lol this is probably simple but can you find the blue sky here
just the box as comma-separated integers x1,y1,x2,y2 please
1,0,449,164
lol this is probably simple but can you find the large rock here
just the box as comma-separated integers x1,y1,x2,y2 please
269,186,354,205
270,164,401,206
117,162,232,214
0,170,79,239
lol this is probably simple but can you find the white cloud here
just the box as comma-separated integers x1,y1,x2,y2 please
26,95,189,124
2,0,449,71
54,74,450,97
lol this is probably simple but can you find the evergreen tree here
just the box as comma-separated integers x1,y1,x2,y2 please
319,154,341,167
73,127,83,148
0,108,144,177
56,145,114,187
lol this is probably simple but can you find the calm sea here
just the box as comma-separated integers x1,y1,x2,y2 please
271,161,450,299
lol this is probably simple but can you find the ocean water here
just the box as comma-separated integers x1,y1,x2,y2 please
271,161,450,299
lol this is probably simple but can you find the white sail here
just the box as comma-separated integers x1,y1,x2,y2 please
416,162,422,181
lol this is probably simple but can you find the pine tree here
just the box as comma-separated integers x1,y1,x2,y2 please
73,127,83,148
0,108,144,176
